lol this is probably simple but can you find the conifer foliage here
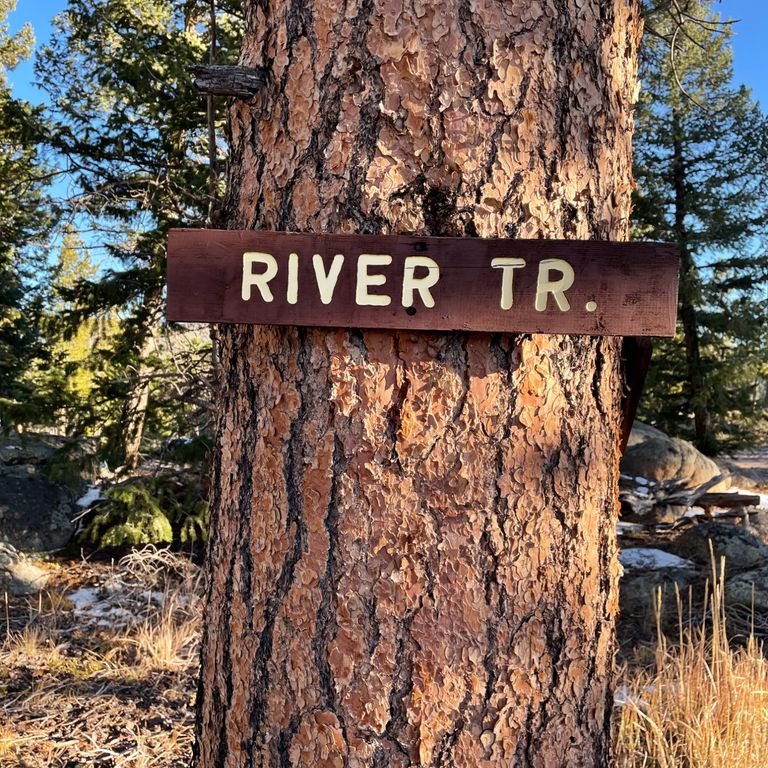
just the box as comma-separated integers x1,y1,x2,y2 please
0,0,55,427
634,0,768,450
33,0,241,467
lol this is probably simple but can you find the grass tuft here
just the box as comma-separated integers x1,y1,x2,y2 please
128,597,200,670
617,551,768,768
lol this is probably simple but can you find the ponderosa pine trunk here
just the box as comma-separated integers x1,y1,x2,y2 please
194,2,642,766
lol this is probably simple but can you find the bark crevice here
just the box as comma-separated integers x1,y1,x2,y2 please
195,1,641,764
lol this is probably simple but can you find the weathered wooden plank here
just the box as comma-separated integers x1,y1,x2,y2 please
698,492,762,509
187,65,267,97
166,229,679,336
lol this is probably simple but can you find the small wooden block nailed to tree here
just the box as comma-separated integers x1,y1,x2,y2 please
167,230,677,336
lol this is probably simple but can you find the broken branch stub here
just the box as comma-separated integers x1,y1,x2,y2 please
188,64,267,97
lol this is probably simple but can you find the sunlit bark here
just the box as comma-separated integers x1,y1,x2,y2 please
194,1,642,766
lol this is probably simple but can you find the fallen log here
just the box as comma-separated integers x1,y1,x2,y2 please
697,491,761,510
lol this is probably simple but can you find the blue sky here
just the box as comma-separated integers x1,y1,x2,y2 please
6,0,66,103
716,0,768,106
6,0,768,107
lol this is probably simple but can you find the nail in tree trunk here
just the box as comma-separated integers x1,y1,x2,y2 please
193,1,642,766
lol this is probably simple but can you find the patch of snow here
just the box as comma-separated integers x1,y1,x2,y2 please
613,685,631,707
614,683,655,709
67,587,135,627
619,548,694,571
683,505,747,520
67,587,101,609
617,522,645,534
86,605,134,623
76,485,103,508
614,685,644,709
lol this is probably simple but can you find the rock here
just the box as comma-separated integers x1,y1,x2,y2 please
669,523,768,571
617,520,768,643
0,432,100,552
619,565,699,641
0,465,75,551
725,565,768,612
622,422,731,491
0,433,66,466
650,504,688,525
0,543,49,595
745,509,768,548
625,421,668,449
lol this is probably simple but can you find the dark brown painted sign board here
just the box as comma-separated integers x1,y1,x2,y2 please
166,229,679,336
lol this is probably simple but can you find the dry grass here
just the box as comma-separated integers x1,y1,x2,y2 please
0,547,201,767
4,544,768,766
3,624,52,658
127,598,200,671
617,554,768,768
111,547,202,673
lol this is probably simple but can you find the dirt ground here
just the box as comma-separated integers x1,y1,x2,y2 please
1,550,199,767
3,442,768,766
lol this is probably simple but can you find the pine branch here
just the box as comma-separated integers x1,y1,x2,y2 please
641,0,738,113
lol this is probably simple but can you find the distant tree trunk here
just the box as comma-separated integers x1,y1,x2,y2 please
115,287,163,470
672,109,711,450
194,1,642,766
117,364,150,471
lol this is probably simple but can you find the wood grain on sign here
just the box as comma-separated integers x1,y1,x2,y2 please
166,229,679,336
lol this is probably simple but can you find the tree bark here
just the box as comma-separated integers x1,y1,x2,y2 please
194,2,642,767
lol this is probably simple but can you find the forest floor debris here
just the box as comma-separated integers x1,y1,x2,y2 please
1,548,200,767
3,528,768,765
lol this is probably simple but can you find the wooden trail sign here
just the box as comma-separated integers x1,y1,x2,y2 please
167,229,678,336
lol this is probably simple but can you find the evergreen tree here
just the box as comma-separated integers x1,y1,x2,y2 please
50,229,99,401
35,0,240,466
193,0,643,762
38,228,121,431
634,0,768,451
0,0,55,430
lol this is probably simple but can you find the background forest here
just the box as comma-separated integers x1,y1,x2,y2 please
1,1,768,766
2,0,767,548
3,0,767,461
